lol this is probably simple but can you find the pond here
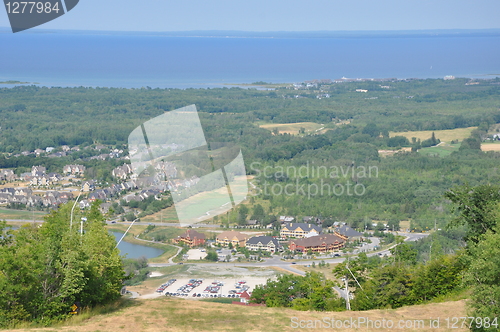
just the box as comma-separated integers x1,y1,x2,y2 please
3,227,163,259
111,232,164,259
0,225,18,240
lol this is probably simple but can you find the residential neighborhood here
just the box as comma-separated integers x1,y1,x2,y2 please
0,143,199,221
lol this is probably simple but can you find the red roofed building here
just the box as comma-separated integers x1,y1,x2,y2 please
174,229,206,247
289,234,345,253
239,290,251,303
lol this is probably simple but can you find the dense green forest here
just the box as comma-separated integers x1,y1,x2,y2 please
1,78,499,151
1,79,500,229
1,79,500,330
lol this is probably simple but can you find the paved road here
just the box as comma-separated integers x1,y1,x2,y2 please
150,232,428,268
8,217,428,296
7,219,214,228
128,291,140,299
5,219,44,223
149,232,429,299
108,221,215,228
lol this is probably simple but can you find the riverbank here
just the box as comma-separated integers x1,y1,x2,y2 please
107,225,179,263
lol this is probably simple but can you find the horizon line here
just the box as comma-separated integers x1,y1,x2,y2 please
1,27,500,35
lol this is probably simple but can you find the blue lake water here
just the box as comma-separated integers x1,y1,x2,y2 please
3,226,163,259
111,231,164,259
1,30,499,88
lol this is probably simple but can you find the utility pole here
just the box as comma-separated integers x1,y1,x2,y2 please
80,217,87,237
344,276,351,310
429,242,432,262
344,255,351,310
70,191,82,231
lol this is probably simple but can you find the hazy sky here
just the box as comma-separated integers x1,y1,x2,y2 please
1,0,499,32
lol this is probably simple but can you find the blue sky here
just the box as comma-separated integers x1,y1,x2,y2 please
1,0,500,32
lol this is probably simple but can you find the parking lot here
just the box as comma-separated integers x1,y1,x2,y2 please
157,276,268,299
186,249,207,260
128,264,276,300
186,248,237,262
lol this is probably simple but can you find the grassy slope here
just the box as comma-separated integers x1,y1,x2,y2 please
141,207,179,223
4,297,468,332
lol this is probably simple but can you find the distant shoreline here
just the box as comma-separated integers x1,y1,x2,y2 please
0,80,34,85
2,27,500,39
2,31,498,89
2,76,499,90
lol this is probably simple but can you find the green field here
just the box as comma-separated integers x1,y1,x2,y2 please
0,208,47,220
142,226,187,242
141,206,179,223
143,181,247,225
150,175,250,225
418,143,461,157
174,191,232,224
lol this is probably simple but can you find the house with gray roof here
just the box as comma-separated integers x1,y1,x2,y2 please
246,236,282,252
335,225,363,241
